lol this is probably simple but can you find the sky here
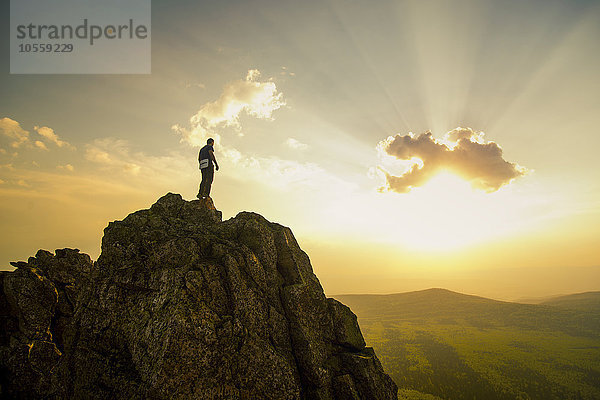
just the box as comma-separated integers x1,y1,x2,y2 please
1,0,599,301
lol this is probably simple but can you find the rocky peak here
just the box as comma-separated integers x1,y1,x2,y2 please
1,193,397,399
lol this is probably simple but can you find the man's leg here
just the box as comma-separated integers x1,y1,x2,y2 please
199,168,208,198
205,167,214,197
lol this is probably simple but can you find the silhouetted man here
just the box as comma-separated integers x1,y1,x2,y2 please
197,138,219,199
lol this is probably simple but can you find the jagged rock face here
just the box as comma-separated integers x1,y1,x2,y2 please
0,193,397,399
0,248,92,398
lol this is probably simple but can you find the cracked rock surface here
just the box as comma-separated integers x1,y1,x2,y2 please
0,193,397,399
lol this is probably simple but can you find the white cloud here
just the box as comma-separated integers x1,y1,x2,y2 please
220,148,354,194
377,127,528,193
172,69,353,195
259,158,323,188
1,118,74,152
175,69,285,146
34,126,74,149
285,138,308,150
85,147,111,164
35,141,48,150
0,117,30,148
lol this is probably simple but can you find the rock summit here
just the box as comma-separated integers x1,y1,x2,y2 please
1,193,397,399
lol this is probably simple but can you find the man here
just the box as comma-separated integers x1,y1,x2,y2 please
197,138,219,199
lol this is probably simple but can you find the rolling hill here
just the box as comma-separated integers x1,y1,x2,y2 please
336,288,600,400
541,291,600,313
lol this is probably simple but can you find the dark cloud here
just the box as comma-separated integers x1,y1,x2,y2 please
378,128,527,193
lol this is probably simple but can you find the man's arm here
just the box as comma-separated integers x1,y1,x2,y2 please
209,149,219,171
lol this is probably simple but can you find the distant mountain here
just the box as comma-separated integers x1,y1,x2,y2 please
513,294,565,304
541,291,600,313
336,288,600,400
337,288,600,336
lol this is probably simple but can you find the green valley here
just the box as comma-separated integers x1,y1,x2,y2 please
336,289,600,400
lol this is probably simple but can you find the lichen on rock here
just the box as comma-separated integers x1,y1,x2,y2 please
1,193,397,399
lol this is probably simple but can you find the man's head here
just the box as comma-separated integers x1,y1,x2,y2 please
207,138,214,145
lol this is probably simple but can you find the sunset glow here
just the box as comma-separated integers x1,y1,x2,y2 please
1,0,599,300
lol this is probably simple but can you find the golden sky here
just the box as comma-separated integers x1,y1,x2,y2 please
1,0,599,300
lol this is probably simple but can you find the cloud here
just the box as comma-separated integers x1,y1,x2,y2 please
85,138,141,175
285,138,308,150
57,164,74,172
172,69,351,194
83,138,197,184
0,117,30,148
377,127,527,193
34,126,74,149
0,118,74,151
174,69,285,146
218,147,355,194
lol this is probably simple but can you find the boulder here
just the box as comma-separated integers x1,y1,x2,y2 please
0,193,397,399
